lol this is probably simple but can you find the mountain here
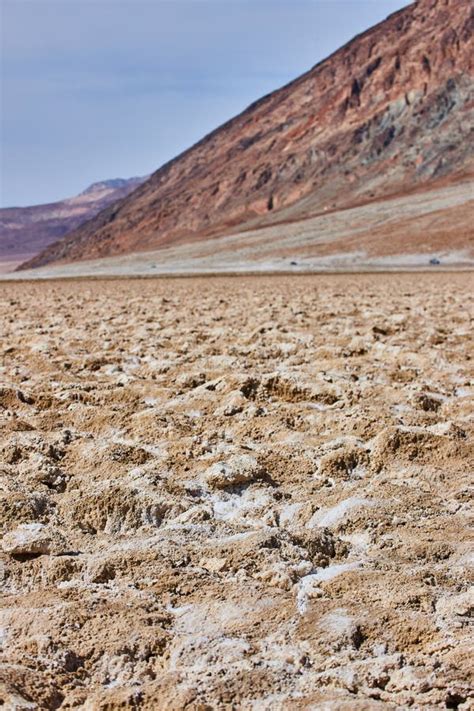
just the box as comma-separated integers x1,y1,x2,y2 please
0,177,147,271
80,178,143,195
19,0,474,271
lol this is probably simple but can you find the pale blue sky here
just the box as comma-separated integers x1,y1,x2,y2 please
1,0,409,207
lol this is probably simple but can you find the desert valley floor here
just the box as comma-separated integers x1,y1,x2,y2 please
0,273,473,710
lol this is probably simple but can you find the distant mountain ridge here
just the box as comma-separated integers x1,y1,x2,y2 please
80,178,144,195
0,176,147,270
19,0,474,270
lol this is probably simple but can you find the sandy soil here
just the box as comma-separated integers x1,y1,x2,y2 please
0,274,473,710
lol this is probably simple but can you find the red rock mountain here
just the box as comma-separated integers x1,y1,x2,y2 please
20,0,474,270
0,177,146,270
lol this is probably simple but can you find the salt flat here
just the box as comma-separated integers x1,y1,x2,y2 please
0,273,473,709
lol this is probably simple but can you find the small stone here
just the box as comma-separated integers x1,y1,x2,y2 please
436,589,474,620
199,557,228,573
176,372,206,390
413,392,443,412
254,563,294,590
214,390,246,416
87,560,116,583
2,523,66,557
203,454,261,490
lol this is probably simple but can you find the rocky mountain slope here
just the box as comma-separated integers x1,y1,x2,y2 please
20,0,474,271
7,176,473,280
0,177,146,270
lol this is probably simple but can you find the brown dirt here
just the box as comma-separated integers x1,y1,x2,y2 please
0,273,473,709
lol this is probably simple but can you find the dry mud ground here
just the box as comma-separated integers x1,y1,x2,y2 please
0,273,473,710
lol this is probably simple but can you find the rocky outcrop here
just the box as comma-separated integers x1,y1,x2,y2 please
20,0,474,270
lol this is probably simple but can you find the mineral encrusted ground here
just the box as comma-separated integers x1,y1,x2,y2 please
0,273,473,709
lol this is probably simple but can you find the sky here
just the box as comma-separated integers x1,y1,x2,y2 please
1,0,410,208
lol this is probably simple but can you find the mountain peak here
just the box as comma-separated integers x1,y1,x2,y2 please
80,177,145,196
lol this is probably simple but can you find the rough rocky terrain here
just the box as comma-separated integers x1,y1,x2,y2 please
21,0,474,270
1,273,473,709
0,177,146,273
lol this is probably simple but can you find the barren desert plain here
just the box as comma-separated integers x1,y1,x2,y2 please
0,272,473,709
